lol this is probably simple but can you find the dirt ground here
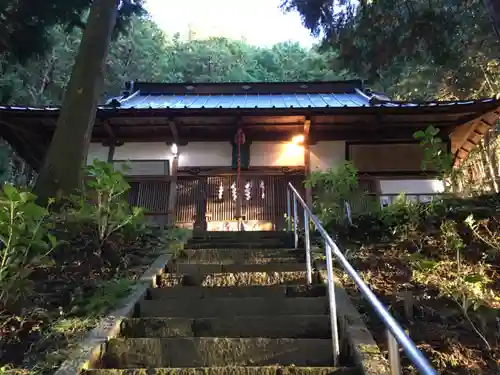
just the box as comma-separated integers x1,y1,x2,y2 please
335,203,500,374
0,223,166,374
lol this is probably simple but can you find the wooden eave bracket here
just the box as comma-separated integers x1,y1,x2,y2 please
453,108,499,167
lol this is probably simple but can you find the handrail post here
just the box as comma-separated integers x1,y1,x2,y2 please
344,200,352,226
325,242,340,366
287,182,438,375
303,210,312,284
286,188,292,231
293,194,298,249
388,329,401,375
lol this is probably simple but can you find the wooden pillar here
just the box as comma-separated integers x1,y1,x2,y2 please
107,143,116,163
193,176,208,232
167,155,178,227
304,119,313,209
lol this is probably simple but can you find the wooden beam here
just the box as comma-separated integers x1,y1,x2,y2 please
177,166,305,176
480,119,493,128
0,120,45,168
102,120,117,142
90,126,432,144
303,118,313,209
125,175,173,182
304,117,311,136
107,143,115,162
167,156,178,227
168,119,180,144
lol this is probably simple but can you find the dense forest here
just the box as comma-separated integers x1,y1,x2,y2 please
283,0,500,101
3,0,500,105
0,17,349,106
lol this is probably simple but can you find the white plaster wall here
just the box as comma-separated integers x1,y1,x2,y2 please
113,160,169,176
113,142,170,160
310,141,346,171
380,179,445,195
250,141,304,166
178,142,232,167
112,142,232,167
87,143,109,164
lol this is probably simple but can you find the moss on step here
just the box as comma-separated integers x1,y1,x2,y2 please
159,271,311,287
101,337,334,368
179,249,304,263
148,284,326,300
85,366,357,375
121,315,331,339
169,263,307,276
138,297,328,318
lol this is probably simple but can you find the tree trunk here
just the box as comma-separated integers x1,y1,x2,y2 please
479,141,497,193
485,131,500,192
483,0,500,41
34,0,119,204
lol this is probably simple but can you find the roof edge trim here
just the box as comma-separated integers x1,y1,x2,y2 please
119,90,141,104
130,80,365,95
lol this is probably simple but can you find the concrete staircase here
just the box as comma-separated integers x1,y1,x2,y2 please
86,231,361,375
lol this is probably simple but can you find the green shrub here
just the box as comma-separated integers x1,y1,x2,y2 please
0,184,61,308
305,161,361,225
67,160,145,253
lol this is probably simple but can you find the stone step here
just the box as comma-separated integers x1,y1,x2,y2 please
175,256,302,265
178,249,305,263
100,337,335,368
121,315,331,338
185,241,290,249
86,366,359,375
167,262,307,275
190,231,292,240
139,296,327,318
188,236,290,243
159,271,313,287
148,285,327,299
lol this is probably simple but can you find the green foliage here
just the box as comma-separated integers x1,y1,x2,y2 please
284,0,500,100
0,184,61,307
407,218,495,350
163,226,192,257
414,126,454,180
379,193,423,237
305,162,359,224
68,160,144,252
411,256,494,349
72,278,135,316
0,17,351,105
465,214,500,255
350,193,445,241
0,0,144,65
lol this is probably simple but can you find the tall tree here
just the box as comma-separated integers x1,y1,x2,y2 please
33,0,121,203
0,0,142,64
281,0,500,99
1,21,348,106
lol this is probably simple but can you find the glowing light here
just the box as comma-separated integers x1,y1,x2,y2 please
171,143,178,156
291,134,305,144
275,142,304,165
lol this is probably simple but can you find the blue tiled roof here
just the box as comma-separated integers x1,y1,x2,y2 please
114,92,371,109
0,80,499,112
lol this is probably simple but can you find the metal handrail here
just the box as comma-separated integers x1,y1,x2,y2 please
287,183,437,375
